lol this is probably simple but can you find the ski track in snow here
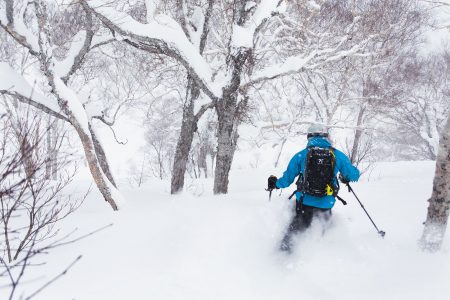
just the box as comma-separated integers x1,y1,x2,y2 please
11,161,450,300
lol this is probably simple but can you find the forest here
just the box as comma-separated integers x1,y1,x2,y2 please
0,0,449,299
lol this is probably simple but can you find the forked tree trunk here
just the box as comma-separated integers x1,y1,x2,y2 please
171,76,201,194
75,120,119,210
419,112,450,252
170,0,214,193
45,74,120,211
47,86,119,210
212,0,253,194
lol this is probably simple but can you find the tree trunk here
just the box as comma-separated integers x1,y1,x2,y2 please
419,112,450,252
75,121,119,210
213,90,239,194
18,129,35,179
46,115,52,179
47,78,120,211
5,102,36,179
170,0,214,193
275,138,287,168
212,0,253,194
51,118,58,180
171,76,201,194
89,124,116,187
198,141,208,178
350,106,366,164
46,117,58,180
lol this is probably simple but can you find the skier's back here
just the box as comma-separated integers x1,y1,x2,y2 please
267,124,360,252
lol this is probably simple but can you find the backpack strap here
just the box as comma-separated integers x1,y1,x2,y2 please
288,173,304,200
331,166,347,205
335,194,347,205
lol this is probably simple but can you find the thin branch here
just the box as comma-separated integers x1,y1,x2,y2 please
194,100,215,123
90,38,116,50
24,255,82,300
199,0,215,54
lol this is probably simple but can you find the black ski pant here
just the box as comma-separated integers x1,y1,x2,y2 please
280,202,332,251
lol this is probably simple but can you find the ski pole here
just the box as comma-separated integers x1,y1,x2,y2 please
346,183,386,238
265,188,273,201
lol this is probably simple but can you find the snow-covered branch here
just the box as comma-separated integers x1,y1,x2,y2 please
0,1,39,56
57,9,95,83
231,0,282,48
243,36,372,88
1,91,69,122
90,98,131,127
81,0,221,100
0,63,66,120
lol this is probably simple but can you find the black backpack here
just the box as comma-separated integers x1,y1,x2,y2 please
296,147,336,198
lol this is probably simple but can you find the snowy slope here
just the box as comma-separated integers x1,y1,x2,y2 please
12,160,450,300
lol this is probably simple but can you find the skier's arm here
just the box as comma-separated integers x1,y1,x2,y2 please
276,153,302,189
335,150,360,182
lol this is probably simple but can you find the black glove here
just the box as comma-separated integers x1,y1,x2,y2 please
339,174,349,184
268,175,278,190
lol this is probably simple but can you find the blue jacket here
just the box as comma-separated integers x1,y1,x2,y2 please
276,137,360,209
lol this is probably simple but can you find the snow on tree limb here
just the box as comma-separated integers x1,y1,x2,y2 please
58,8,95,84
0,63,65,119
55,30,89,79
0,1,40,56
231,0,281,48
81,0,221,100
1,91,69,122
2,2,95,84
243,37,372,88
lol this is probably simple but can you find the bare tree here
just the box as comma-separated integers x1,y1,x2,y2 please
340,0,426,165
385,50,449,160
144,96,180,180
0,1,120,210
0,106,88,299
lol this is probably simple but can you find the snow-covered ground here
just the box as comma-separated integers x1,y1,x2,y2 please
8,160,447,300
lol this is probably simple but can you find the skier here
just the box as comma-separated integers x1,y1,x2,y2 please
267,123,360,252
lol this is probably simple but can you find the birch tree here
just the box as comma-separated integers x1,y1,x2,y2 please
0,1,121,210
419,112,450,252
418,1,450,252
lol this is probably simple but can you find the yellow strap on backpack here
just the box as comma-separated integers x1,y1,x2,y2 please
326,184,334,196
